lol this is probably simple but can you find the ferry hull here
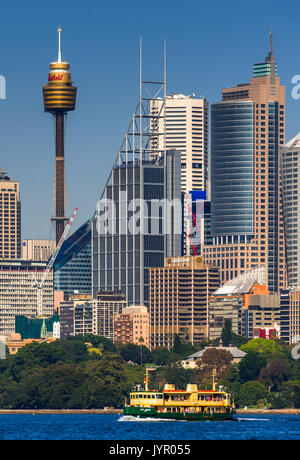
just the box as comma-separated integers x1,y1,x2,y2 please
124,406,235,421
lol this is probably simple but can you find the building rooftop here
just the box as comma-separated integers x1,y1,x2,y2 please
0,169,11,181
166,93,205,100
286,133,300,149
213,267,265,295
187,346,246,360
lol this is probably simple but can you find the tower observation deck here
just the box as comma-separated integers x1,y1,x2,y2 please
42,27,77,244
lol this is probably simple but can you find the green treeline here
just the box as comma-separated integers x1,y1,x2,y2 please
0,332,299,409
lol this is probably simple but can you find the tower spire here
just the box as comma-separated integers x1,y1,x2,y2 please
265,26,275,63
58,26,62,63
270,26,273,54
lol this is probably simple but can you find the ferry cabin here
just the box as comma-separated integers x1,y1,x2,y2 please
129,384,232,415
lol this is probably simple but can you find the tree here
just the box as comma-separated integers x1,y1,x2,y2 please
238,381,269,408
259,359,289,392
116,343,152,365
240,338,285,358
118,343,140,363
172,335,182,354
0,363,86,409
221,363,241,401
278,380,300,408
171,335,196,359
138,337,144,365
194,348,233,387
67,334,116,352
221,319,232,346
238,351,267,384
151,347,172,366
228,332,249,347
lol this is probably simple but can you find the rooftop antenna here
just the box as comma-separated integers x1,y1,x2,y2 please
58,26,62,63
164,38,167,162
140,35,142,161
270,26,273,54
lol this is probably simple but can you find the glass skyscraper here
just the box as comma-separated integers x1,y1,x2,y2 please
54,219,91,295
211,102,254,242
203,35,286,293
92,150,182,306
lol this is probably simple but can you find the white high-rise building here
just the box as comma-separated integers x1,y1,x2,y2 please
22,239,56,261
281,133,300,287
0,260,54,335
151,94,209,193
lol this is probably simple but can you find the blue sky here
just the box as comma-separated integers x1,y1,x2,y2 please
1,0,300,239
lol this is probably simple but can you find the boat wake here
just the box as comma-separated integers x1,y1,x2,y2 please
236,418,270,422
118,415,186,423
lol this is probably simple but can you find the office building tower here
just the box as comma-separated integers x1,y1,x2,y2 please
59,301,74,339
280,288,300,344
54,219,91,296
74,302,93,336
92,150,181,306
59,300,74,340
92,290,127,341
42,28,77,244
59,293,93,339
114,305,150,347
22,239,56,261
92,60,182,306
0,169,21,259
281,134,300,287
203,33,286,293
0,260,53,335
149,256,219,349
151,94,209,193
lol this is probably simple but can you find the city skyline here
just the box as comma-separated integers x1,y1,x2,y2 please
1,0,300,240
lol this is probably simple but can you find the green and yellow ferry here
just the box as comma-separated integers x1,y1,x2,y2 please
124,368,235,421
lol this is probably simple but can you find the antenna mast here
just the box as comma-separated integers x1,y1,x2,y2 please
58,27,62,63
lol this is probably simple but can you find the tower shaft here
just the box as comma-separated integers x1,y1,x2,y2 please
54,111,67,244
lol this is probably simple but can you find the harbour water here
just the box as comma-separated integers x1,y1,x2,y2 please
0,413,299,440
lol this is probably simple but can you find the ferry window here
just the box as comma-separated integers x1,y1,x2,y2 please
144,395,147,398
152,395,155,399
157,394,163,399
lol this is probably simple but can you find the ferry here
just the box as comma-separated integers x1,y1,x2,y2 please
124,368,235,421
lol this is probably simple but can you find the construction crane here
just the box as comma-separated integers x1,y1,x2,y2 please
32,207,78,317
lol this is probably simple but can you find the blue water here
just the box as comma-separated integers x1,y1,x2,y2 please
0,414,299,440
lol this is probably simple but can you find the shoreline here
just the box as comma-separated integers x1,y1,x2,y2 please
0,409,123,415
236,408,300,415
0,408,298,415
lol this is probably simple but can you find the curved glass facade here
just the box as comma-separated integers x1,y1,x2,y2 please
211,102,254,237
54,220,92,295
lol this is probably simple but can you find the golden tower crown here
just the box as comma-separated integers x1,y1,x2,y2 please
42,27,77,112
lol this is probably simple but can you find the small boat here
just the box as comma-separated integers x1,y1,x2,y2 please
123,367,235,421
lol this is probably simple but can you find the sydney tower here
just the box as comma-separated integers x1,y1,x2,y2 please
42,28,77,244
